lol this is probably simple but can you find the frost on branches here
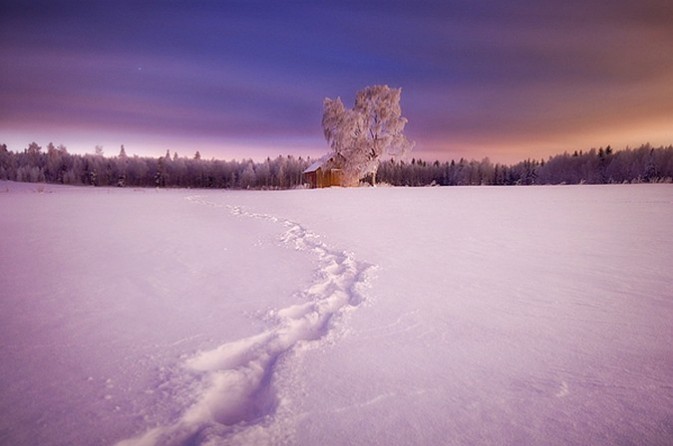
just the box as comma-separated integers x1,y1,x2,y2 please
322,85,414,186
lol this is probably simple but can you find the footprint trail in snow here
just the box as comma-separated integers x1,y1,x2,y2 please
117,195,375,446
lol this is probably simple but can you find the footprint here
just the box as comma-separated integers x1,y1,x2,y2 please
117,197,376,445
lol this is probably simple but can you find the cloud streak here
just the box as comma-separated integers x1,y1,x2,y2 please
1,0,672,162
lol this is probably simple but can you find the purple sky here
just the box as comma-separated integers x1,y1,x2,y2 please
2,0,672,162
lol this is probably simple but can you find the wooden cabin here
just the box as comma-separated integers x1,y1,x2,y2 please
303,156,345,188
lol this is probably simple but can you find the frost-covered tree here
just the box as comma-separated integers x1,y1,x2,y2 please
26,141,42,155
322,85,414,185
239,161,257,189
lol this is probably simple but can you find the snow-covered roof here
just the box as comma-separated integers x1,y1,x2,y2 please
303,156,330,173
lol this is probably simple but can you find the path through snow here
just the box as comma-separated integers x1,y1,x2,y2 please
117,196,375,445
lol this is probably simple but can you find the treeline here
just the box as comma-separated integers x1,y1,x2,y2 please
1,142,672,189
376,144,673,186
0,143,309,189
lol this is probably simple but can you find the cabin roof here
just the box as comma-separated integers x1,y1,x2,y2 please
303,155,332,174
303,152,348,175
303,160,323,174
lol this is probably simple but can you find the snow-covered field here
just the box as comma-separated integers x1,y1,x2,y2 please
1,181,672,445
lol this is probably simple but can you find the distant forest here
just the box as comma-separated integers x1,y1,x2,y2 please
378,144,673,186
1,142,672,189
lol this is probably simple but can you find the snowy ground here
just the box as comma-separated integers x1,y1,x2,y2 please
1,181,672,445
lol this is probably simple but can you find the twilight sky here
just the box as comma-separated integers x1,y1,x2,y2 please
2,0,672,163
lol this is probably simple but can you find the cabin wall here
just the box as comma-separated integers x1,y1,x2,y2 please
304,171,318,188
318,168,343,188
304,168,343,188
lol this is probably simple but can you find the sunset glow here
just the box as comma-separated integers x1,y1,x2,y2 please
2,0,672,162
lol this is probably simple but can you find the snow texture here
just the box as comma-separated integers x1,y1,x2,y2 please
115,196,373,445
1,181,672,445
